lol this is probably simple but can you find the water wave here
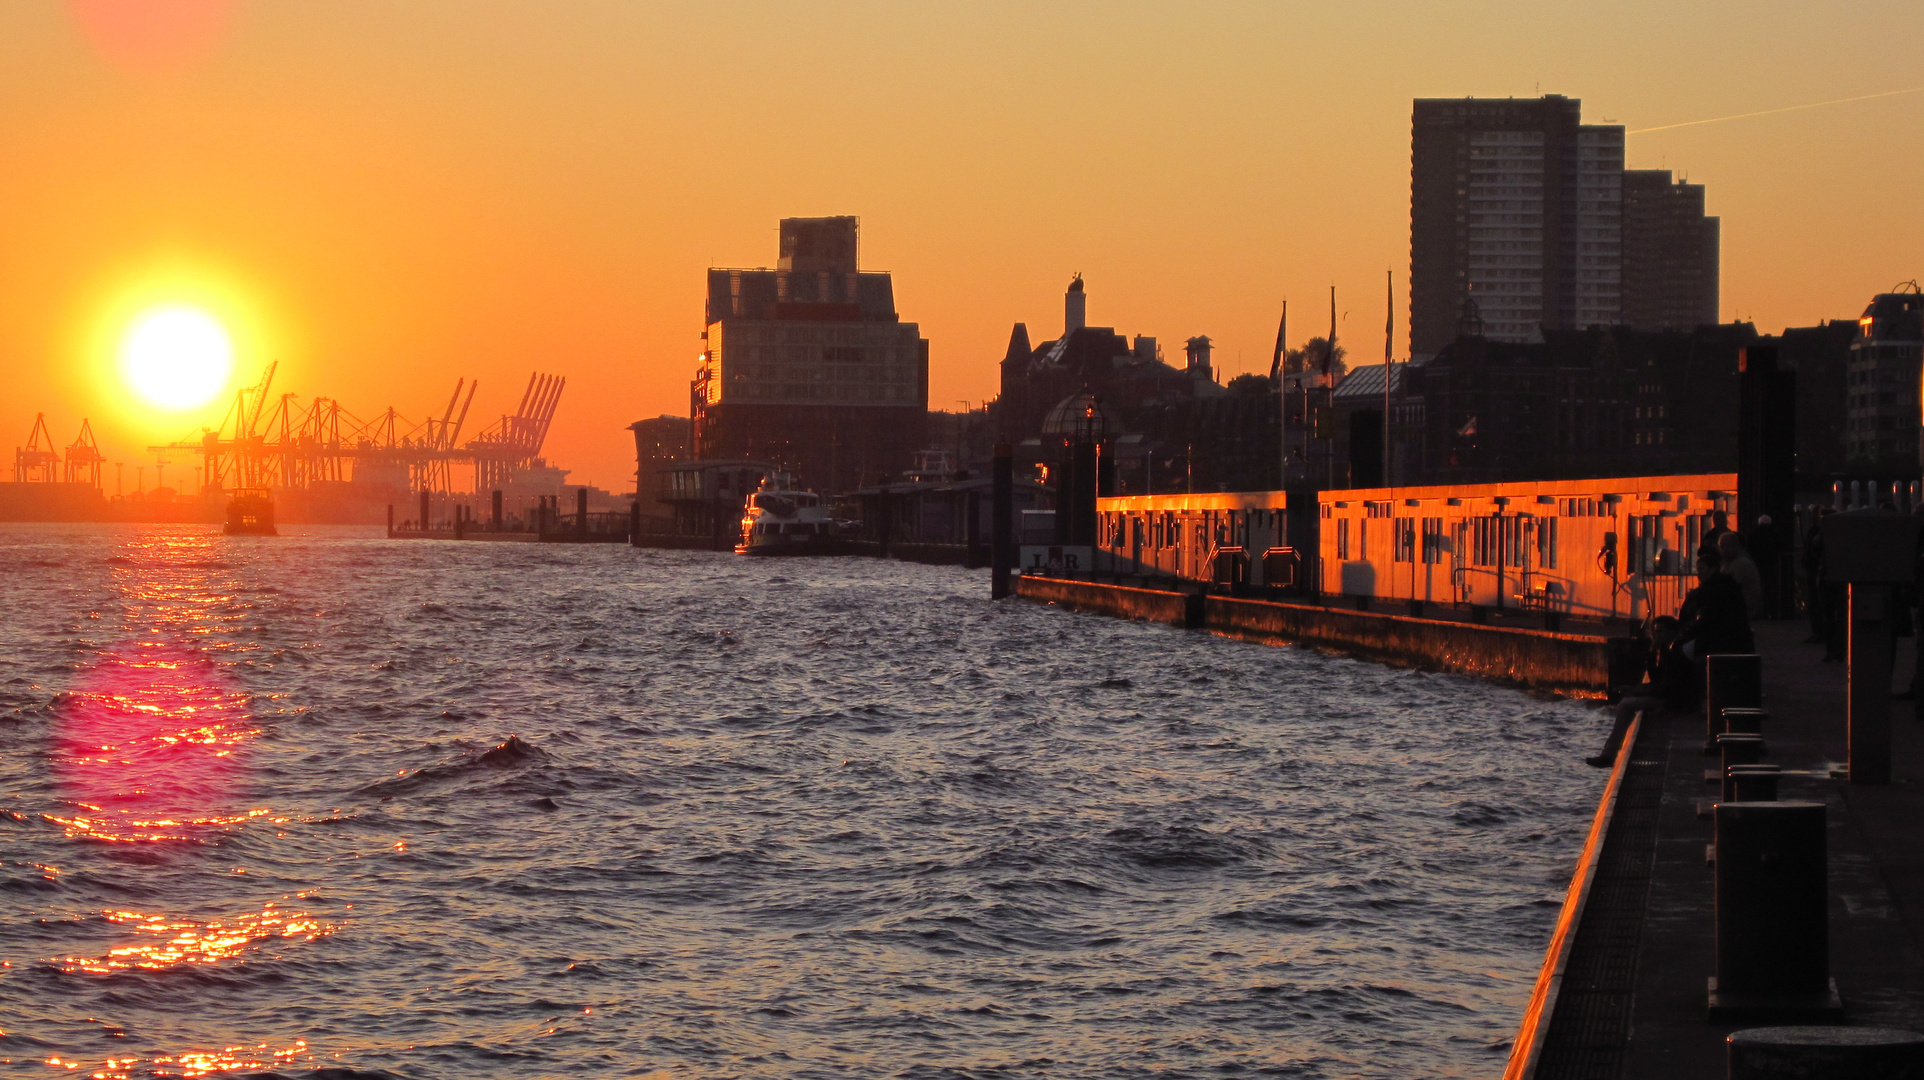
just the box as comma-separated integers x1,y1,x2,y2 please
0,524,1603,1079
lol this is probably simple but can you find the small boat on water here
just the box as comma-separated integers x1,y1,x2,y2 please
223,487,278,536
735,473,841,555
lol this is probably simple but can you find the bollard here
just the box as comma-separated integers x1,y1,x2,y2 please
1705,654,1763,754
1825,511,1923,784
1729,1026,1924,1080
1848,582,1894,784
991,444,1013,599
1714,733,1767,787
419,489,432,535
1711,801,1839,1018
1722,706,1768,737
492,489,504,532
1727,765,1781,803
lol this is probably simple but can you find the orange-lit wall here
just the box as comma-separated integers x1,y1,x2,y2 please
1319,475,1739,621
1096,491,1289,583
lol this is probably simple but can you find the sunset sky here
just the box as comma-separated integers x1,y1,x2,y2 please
2,1,1920,491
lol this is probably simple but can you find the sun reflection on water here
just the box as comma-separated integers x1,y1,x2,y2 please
45,1038,316,1078
53,534,260,844
54,901,337,974
28,534,334,1077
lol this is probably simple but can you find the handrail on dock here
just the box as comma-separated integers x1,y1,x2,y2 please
1502,711,1641,1080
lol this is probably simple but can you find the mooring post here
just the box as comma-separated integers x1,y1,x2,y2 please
576,487,589,539
1823,509,1921,784
386,503,394,538
1728,1025,1924,1079
629,500,640,545
876,487,893,559
1848,582,1894,784
454,504,465,540
419,490,431,535
1711,800,1836,1018
965,490,982,567
992,444,1013,599
1722,706,1768,737
492,489,503,532
1070,439,1098,550
1717,733,1766,790
1704,654,1762,754
1726,765,1782,803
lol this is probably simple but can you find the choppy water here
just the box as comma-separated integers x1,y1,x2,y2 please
0,524,1607,1079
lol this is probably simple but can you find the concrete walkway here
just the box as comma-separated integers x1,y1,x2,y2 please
1539,619,1924,1077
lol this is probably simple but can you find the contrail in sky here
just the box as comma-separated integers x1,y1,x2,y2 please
1628,86,1924,134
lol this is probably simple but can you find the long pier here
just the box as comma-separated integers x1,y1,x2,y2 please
1514,620,1924,1077
1012,575,1924,1074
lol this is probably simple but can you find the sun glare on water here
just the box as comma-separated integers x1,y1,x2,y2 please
120,305,234,410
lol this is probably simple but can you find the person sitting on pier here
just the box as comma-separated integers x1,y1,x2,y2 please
1697,509,1732,558
1679,549,1754,659
1716,531,1763,619
1588,616,1693,768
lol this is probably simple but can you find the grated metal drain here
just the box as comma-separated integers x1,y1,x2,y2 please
1531,709,1672,1080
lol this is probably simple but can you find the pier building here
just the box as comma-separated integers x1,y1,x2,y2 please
1313,474,1734,622
1095,490,1293,583
1086,473,1738,624
691,216,929,494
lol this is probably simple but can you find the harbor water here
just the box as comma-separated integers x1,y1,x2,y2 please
0,524,1604,1079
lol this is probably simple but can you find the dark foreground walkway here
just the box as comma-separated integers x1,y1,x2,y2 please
1530,620,1924,1078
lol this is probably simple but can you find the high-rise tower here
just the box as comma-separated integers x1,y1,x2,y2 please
1410,95,1624,355
1621,170,1720,331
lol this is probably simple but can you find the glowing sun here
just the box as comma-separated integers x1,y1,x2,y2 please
120,305,234,410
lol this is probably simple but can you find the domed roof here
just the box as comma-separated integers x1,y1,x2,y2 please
1041,392,1108,440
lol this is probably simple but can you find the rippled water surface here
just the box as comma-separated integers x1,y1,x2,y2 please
0,524,1607,1078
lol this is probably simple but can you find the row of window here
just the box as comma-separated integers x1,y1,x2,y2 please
725,384,918,404
723,346,918,365
1103,509,1289,553
725,364,916,384
717,323,914,347
1333,511,1729,576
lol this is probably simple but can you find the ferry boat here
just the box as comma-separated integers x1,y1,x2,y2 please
222,488,278,536
735,473,837,555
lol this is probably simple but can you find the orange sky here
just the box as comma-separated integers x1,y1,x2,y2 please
3,1,1920,491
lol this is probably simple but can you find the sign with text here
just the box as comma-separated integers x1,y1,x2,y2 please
1020,545,1093,575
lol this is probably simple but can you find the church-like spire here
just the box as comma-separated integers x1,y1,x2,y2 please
1003,322,1032,367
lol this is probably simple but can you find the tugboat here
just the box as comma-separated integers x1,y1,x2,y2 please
735,473,838,555
223,487,278,536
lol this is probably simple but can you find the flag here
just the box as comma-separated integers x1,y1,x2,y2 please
1323,286,1336,388
1268,304,1287,382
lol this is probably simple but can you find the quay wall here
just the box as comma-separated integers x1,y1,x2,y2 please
1014,576,1201,627
1207,595,1616,696
1018,577,1620,695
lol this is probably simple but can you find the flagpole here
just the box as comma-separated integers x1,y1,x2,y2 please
1384,269,1393,489
1326,285,1336,489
